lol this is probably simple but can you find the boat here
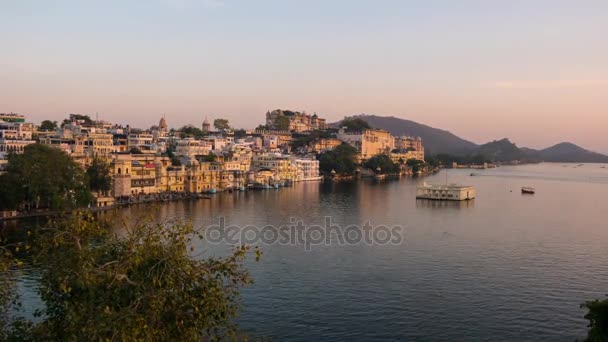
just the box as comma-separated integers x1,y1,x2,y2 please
238,186,246,191
521,187,535,194
208,188,217,194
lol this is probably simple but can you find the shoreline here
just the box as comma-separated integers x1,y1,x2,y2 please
1,172,438,222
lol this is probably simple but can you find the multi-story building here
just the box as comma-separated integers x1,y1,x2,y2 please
0,113,26,123
291,157,321,181
390,136,425,162
266,109,326,132
337,128,395,160
127,133,155,154
0,115,36,159
309,138,342,153
251,153,298,182
175,138,212,159
82,133,116,156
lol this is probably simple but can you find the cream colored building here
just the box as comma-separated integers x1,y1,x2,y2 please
337,128,395,160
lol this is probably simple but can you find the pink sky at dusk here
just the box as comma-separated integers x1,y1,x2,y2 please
1,0,607,153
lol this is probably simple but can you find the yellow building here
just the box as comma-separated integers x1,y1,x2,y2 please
251,153,298,182
337,128,395,160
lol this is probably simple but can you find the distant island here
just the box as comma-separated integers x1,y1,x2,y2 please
334,114,608,164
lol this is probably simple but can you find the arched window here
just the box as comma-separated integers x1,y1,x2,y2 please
118,168,122,174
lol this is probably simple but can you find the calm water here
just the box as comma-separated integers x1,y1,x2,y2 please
7,163,608,341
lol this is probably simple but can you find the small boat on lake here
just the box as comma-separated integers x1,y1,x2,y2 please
521,187,535,194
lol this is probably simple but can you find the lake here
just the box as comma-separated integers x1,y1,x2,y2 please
6,163,608,341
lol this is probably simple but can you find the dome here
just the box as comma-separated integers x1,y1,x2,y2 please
159,117,168,130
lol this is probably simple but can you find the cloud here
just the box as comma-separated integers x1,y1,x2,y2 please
490,80,608,89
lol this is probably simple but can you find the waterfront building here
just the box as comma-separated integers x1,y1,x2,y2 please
337,128,395,160
394,136,425,161
291,157,321,181
251,153,298,182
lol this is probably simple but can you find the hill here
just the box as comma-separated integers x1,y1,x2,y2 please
538,143,608,163
334,114,478,155
475,138,537,162
332,114,608,163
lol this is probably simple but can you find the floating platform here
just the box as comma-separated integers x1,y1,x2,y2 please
416,183,476,201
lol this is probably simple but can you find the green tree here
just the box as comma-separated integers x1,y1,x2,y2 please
200,154,217,162
129,147,143,154
406,158,425,174
39,120,58,131
233,129,247,139
318,143,358,175
364,155,399,174
1,212,258,340
214,119,230,131
180,125,205,139
86,158,112,193
340,118,371,132
581,297,608,342
0,144,92,211
274,116,291,131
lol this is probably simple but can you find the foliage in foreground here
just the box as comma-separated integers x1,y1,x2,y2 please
581,297,608,342
0,144,92,211
1,212,258,341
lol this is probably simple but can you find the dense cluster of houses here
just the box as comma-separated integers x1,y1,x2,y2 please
0,111,425,207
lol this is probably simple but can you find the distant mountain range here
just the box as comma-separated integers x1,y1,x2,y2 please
333,115,608,163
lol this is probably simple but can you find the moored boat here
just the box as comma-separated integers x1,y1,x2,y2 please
521,187,535,194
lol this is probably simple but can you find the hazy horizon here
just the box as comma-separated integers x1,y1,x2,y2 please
2,0,607,153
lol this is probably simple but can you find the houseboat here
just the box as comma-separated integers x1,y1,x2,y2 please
416,183,476,201
521,187,535,194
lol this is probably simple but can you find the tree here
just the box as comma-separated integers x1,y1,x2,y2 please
180,125,205,139
0,212,258,340
340,118,371,132
364,155,399,174
200,154,217,162
406,158,425,174
39,120,58,131
214,119,230,131
129,147,143,154
233,129,247,139
274,116,290,131
86,158,112,193
318,143,358,175
0,144,92,211
581,297,608,342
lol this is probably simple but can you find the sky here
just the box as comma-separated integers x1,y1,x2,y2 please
1,0,607,152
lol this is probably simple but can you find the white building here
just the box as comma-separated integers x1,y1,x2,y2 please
0,116,36,159
416,183,476,201
292,157,322,181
